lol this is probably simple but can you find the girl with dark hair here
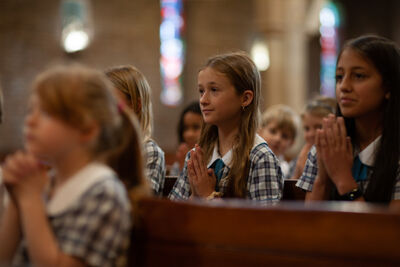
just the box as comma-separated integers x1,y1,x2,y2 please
297,35,400,204
170,102,203,176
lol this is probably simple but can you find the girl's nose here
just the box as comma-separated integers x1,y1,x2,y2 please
338,74,352,93
200,92,209,105
25,110,37,127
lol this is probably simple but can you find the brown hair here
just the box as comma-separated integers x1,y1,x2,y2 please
33,65,150,198
261,104,298,140
198,51,261,198
105,65,153,142
302,96,336,118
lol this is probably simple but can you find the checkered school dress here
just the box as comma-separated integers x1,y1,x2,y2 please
145,139,166,196
169,137,284,205
296,146,400,200
12,164,132,267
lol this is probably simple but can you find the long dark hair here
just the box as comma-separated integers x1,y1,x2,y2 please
177,101,201,143
336,35,400,203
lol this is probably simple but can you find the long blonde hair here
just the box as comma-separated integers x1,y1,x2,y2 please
33,65,150,197
105,65,153,142
198,52,261,198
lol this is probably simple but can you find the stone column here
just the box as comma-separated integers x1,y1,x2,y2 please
253,0,318,113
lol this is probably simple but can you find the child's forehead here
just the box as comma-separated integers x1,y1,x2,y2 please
198,67,230,84
302,112,325,122
265,119,295,134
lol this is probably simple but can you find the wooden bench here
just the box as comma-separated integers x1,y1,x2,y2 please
162,177,306,201
282,179,306,200
130,198,400,266
162,176,178,197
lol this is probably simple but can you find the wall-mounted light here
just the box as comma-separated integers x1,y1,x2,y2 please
251,38,270,71
61,0,92,53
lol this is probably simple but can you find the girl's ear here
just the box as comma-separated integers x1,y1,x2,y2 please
241,90,254,108
80,121,100,144
385,91,391,100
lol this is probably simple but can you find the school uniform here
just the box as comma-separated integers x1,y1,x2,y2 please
169,135,284,205
145,139,166,196
12,163,132,267
296,136,400,200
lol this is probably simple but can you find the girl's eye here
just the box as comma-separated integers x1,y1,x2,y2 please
268,128,277,134
304,126,310,132
354,73,366,80
199,88,204,95
211,87,218,92
335,74,343,82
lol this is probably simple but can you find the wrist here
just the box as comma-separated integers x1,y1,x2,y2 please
199,189,214,198
336,176,358,195
17,193,43,211
206,191,222,200
338,187,363,201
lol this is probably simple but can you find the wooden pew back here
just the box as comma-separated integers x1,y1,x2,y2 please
162,177,306,201
130,198,400,266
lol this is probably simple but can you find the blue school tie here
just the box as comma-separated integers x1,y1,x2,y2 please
351,155,368,182
211,159,225,192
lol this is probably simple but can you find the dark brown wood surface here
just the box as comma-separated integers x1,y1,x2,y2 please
130,197,400,266
282,179,306,201
162,176,178,197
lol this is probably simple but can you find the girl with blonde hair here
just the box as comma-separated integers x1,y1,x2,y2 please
0,65,149,266
106,65,165,195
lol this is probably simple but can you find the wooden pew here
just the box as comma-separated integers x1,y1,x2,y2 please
130,198,400,266
282,179,306,200
162,176,178,197
163,177,306,201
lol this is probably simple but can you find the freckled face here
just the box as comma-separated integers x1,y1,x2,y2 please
198,67,243,126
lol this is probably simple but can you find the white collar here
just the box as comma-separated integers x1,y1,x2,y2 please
47,162,116,216
207,134,266,168
357,135,381,167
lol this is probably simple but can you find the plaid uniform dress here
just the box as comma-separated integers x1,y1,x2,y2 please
12,163,132,267
145,139,166,196
296,138,400,200
169,135,284,205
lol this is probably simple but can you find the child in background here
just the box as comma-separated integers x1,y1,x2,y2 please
290,96,336,179
106,65,166,196
170,101,203,176
0,66,149,267
169,52,283,204
297,35,400,203
259,104,298,178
